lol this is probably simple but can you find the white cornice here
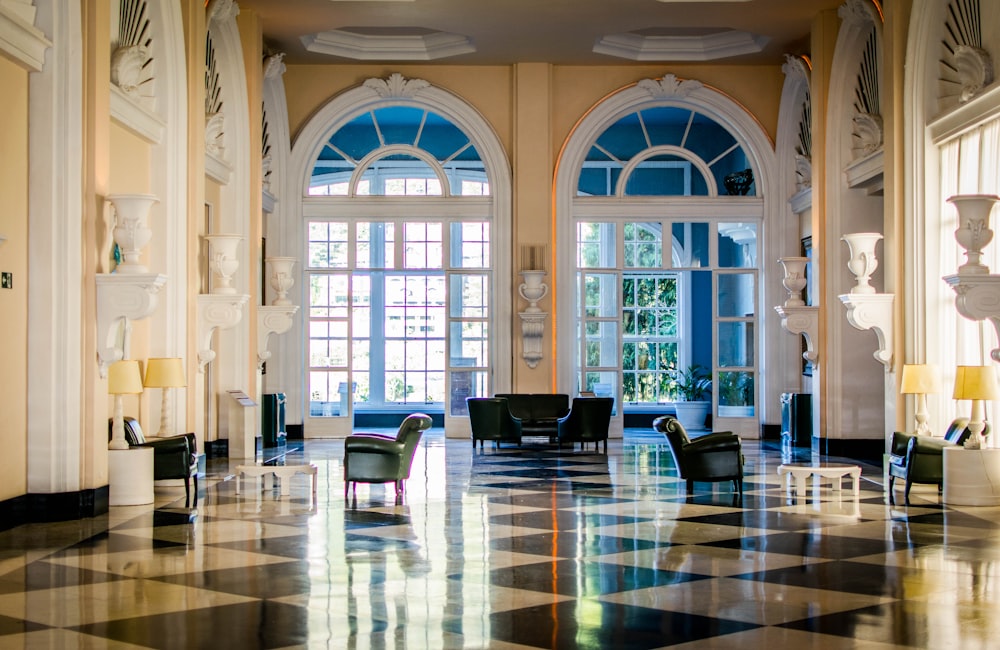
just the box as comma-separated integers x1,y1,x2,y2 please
0,3,50,72
110,84,165,144
594,30,769,62
301,29,475,61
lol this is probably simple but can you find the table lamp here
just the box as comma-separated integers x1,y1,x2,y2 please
108,359,144,450
953,365,1000,449
900,364,942,436
144,357,186,437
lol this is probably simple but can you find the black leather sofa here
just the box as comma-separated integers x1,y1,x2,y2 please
494,393,570,438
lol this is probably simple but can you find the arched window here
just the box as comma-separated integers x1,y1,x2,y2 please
555,75,771,437
293,75,511,437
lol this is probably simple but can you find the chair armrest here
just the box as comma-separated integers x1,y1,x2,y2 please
684,432,741,453
890,432,915,457
345,437,405,455
136,436,190,453
908,435,956,456
349,433,397,442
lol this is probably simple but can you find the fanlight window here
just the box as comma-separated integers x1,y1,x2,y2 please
578,106,752,197
309,106,489,197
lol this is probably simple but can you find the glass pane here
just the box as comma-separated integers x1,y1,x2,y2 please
448,273,488,318
718,322,755,367
450,222,490,268
670,222,709,268
624,155,703,196
624,222,663,268
450,370,488,416
309,274,349,318
404,222,443,269
309,370,349,417
585,321,618,368
450,321,488,367
717,272,756,318
308,222,349,268
584,273,619,318
718,371,755,410
718,223,758,268
577,222,615,268
356,222,395,269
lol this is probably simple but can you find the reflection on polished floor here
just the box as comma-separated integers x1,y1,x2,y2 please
1,429,1000,648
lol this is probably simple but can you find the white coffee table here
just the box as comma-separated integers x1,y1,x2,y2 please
236,463,318,497
777,462,861,497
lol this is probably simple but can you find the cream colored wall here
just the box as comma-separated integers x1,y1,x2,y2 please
0,55,29,501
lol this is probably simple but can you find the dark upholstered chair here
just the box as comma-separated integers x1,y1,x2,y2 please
556,397,614,453
109,417,198,507
888,417,984,505
344,413,432,502
467,397,522,449
653,416,743,494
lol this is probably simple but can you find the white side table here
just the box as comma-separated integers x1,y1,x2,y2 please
235,463,318,498
777,462,861,497
943,447,1000,506
109,447,154,506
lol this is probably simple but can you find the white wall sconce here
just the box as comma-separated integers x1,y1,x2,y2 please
257,256,300,370
108,193,158,274
839,233,894,368
518,245,548,369
205,233,243,294
775,257,819,364
944,194,1000,362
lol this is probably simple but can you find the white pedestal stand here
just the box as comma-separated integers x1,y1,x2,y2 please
109,447,154,506
943,447,1000,506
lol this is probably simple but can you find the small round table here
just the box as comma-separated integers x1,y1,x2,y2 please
777,462,861,497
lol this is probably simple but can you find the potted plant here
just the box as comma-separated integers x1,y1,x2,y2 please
670,364,712,430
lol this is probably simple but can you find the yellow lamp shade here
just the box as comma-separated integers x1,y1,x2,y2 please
953,365,1000,401
108,359,144,395
900,364,942,394
144,358,186,388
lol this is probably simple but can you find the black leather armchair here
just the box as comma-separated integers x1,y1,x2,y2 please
888,417,983,505
344,413,432,502
556,397,614,453
467,397,522,449
109,417,198,507
653,416,743,494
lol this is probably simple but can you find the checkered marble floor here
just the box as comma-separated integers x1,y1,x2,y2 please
2,430,1000,649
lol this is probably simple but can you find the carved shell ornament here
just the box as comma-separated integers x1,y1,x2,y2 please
637,74,703,99
794,154,812,189
111,44,149,96
954,45,994,103
364,73,430,99
205,112,225,156
851,112,883,158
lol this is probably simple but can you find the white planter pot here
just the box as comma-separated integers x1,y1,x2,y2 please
673,401,711,431
266,256,297,306
205,234,242,295
108,193,158,274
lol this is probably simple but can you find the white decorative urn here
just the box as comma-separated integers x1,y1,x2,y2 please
266,257,297,306
950,194,999,275
108,193,158,274
518,270,548,313
842,232,882,294
778,257,809,306
205,234,242,295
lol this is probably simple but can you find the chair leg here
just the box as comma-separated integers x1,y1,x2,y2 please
888,476,895,505
686,479,694,492
183,476,190,508
904,479,912,505
192,474,198,507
